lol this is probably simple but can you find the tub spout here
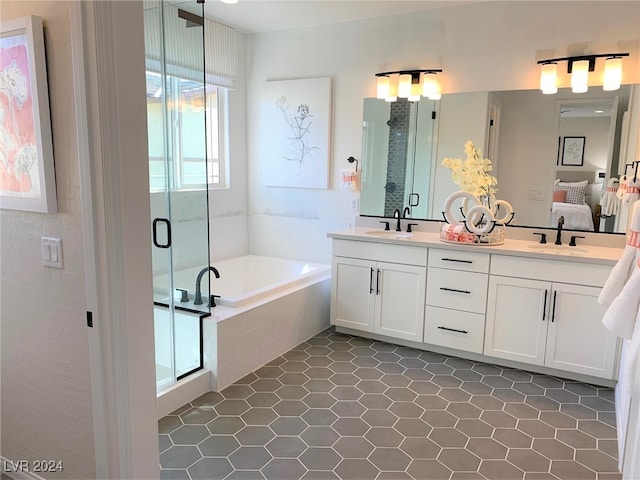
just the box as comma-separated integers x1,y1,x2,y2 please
194,266,220,305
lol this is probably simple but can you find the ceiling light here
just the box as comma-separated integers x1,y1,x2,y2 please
220,0,238,4
594,109,604,114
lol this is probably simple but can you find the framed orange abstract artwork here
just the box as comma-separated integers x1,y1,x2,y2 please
0,15,56,213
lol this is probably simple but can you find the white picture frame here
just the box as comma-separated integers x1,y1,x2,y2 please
0,15,56,213
259,77,332,189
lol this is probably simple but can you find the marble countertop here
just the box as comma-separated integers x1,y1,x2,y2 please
328,227,624,265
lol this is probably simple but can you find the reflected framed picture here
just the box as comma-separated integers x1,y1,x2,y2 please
561,136,585,167
0,15,56,213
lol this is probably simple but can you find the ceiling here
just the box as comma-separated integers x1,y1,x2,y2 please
201,0,483,34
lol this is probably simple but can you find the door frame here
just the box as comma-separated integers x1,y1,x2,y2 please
75,2,159,478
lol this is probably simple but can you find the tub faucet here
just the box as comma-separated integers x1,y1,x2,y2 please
555,216,565,245
194,266,220,305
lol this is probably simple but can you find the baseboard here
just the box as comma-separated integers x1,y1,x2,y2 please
156,369,211,419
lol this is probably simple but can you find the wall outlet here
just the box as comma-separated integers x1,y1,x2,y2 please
351,198,360,212
527,190,545,201
42,236,63,269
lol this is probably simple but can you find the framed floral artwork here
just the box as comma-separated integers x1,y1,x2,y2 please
258,77,332,189
561,136,585,167
0,15,56,213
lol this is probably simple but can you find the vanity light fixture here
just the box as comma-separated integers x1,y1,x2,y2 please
375,69,443,102
537,53,629,94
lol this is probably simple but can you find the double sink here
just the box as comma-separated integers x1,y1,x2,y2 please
362,229,589,256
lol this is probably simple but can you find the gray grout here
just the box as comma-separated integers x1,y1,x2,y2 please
159,328,620,480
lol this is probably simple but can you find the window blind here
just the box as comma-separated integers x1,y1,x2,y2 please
144,2,237,89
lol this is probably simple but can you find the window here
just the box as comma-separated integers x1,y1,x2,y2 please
146,70,229,191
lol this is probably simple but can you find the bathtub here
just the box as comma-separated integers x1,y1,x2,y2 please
155,255,330,308
155,255,332,393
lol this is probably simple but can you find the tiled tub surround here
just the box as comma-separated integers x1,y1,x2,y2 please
159,329,620,480
204,277,331,391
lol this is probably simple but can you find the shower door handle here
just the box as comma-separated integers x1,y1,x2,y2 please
152,218,172,249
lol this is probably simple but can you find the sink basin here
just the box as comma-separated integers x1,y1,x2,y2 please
526,244,589,256
365,230,413,239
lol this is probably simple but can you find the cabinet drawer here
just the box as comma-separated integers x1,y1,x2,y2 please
428,248,490,273
490,255,611,287
427,268,488,314
424,306,485,354
333,239,428,266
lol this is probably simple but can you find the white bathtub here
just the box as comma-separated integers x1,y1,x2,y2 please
154,255,332,393
157,255,330,308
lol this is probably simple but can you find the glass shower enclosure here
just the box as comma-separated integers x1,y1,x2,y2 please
144,0,211,392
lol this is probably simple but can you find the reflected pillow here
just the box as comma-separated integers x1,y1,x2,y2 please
553,189,567,203
557,179,588,187
554,185,586,204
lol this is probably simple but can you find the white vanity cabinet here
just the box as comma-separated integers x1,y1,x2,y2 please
331,239,427,342
485,255,618,379
424,249,490,353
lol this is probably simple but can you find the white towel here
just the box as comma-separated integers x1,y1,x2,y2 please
600,201,640,336
623,176,640,206
599,200,640,306
600,177,620,217
601,259,640,339
598,246,637,307
616,175,628,200
621,314,640,396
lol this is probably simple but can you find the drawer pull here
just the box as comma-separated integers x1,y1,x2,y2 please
440,287,471,295
441,258,473,264
438,326,468,334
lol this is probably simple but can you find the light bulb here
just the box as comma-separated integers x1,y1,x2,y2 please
603,57,623,91
540,63,558,94
385,75,398,102
421,74,437,98
571,59,589,93
376,76,390,99
398,73,412,98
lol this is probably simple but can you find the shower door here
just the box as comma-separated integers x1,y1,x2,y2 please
144,0,210,392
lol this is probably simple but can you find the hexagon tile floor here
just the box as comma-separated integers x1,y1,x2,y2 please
159,329,620,480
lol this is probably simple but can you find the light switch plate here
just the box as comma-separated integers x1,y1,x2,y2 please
41,236,63,269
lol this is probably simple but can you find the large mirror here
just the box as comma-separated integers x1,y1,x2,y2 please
360,85,638,234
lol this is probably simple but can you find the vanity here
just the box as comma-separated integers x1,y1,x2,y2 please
328,225,624,387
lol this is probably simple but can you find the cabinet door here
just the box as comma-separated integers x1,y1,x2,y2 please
331,257,376,332
374,262,426,342
485,276,550,365
545,283,617,379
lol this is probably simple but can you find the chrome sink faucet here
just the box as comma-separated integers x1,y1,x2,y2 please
194,266,220,305
555,216,565,245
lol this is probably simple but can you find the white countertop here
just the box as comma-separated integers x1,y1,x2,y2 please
328,227,624,265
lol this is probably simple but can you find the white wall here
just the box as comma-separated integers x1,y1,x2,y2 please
0,2,95,478
558,116,611,172
245,1,640,262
